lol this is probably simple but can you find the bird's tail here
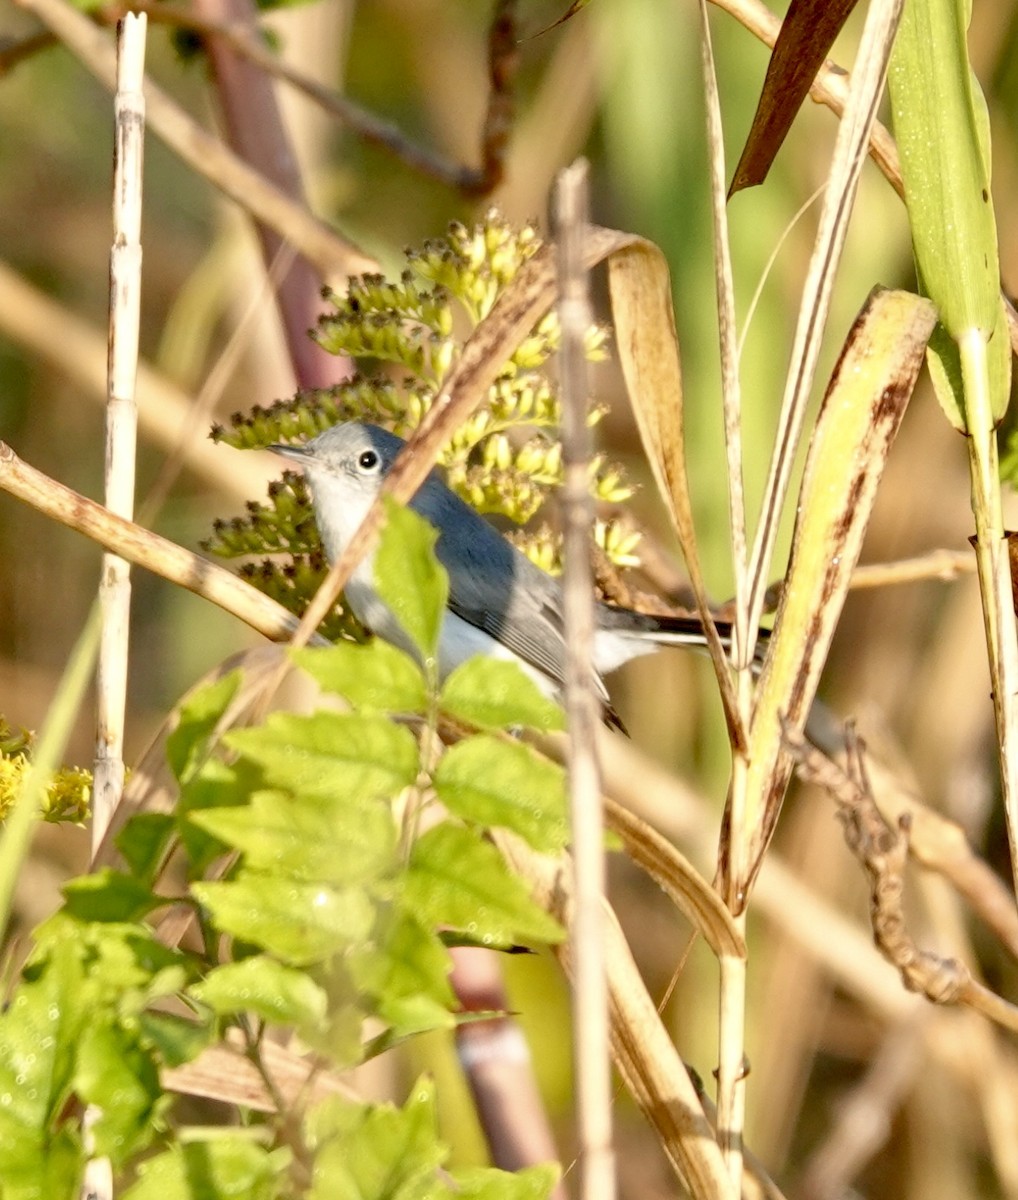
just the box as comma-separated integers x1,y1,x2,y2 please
597,604,768,665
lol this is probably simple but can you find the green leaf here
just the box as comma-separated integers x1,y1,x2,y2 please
449,1164,561,1200
75,1021,162,1163
189,787,396,888
375,497,449,663
307,1079,446,1200
294,640,428,714
194,957,328,1030
0,936,88,1193
226,712,419,804
349,912,455,1037
115,812,176,884
925,296,1012,434
302,1000,368,1070
887,0,1010,426
433,736,568,852
122,1137,291,1200
402,824,563,948
439,658,565,732
176,759,253,875
138,1010,215,1069
193,871,375,966
166,670,242,783
61,868,163,923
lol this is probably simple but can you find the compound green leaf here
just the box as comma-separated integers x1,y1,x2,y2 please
115,813,176,885
193,872,374,966
226,712,419,804
189,788,396,888
194,957,328,1031
439,658,565,732
307,1078,444,1200
61,869,163,923
294,640,427,715
433,736,568,852
75,1021,162,1163
348,912,455,1037
0,936,87,1194
402,824,563,948
122,1137,291,1200
166,671,242,784
449,1164,561,1200
375,498,448,664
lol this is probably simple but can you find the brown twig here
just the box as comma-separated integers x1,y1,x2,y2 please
449,948,565,1193
801,707,1018,962
788,724,1018,1033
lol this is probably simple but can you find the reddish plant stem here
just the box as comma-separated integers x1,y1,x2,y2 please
194,0,350,390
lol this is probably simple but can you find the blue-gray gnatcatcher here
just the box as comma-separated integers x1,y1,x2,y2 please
272,422,731,722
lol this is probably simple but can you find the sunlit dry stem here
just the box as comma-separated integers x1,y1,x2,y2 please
556,160,614,1200
743,0,905,642
960,327,1018,910
698,0,748,657
94,13,145,859
88,21,146,1194
697,1,751,1186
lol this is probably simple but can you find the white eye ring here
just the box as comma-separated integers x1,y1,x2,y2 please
357,449,380,471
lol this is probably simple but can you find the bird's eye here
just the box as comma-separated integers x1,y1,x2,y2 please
357,449,380,471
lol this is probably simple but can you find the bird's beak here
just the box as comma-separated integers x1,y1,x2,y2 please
268,442,311,462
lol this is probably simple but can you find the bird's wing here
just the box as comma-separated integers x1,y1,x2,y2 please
412,479,595,694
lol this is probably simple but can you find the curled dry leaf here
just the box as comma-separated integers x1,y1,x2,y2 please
720,287,937,912
605,798,745,961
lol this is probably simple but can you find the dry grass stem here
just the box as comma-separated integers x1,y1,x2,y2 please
555,159,614,1200
94,12,145,858
849,548,975,589
698,0,747,641
697,4,752,1183
743,0,905,638
493,829,738,1200
86,19,147,1192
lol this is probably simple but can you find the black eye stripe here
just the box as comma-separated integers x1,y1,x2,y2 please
358,450,380,470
